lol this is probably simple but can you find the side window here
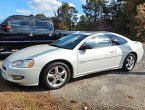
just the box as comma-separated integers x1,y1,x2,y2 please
10,18,30,30
107,34,128,45
35,20,49,29
82,34,112,48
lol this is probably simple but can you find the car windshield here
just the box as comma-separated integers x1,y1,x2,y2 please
50,34,88,49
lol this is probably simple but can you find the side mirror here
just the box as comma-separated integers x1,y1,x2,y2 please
79,45,92,50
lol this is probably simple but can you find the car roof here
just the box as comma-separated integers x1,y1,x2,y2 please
73,31,114,35
74,31,131,42
6,15,50,20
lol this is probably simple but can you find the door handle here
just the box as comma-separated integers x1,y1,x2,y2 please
109,51,114,53
29,32,33,36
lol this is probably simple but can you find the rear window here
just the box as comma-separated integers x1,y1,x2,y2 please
107,34,128,45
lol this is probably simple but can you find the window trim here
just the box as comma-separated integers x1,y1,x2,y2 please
105,33,128,45
80,34,113,49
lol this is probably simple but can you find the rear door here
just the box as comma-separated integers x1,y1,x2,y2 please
32,19,53,42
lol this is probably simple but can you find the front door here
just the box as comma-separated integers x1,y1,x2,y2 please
77,34,116,75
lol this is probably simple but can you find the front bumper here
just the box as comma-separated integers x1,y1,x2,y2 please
1,59,41,86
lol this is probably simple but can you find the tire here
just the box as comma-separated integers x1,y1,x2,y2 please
122,53,137,72
41,62,71,89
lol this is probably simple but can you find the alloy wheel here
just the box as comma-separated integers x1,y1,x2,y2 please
46,66,67,87
125,55,135,70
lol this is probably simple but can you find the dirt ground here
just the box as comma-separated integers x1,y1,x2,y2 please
0,45,145,110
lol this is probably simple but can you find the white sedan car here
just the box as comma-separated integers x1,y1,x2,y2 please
1,32,144,89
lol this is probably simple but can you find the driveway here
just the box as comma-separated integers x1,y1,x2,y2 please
0,45,145,110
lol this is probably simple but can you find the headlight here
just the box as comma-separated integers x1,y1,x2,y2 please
11,60,34,68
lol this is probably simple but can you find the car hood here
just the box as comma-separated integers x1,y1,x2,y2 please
7,45,63,62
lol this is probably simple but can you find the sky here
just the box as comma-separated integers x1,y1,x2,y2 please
0,0,86,20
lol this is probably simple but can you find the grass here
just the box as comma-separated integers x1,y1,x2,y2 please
0,92,69,110
0,74,79,110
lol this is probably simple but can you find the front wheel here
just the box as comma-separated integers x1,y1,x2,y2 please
122,53,137,72
41,62,70,89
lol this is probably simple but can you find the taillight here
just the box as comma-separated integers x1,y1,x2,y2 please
5,25,11,30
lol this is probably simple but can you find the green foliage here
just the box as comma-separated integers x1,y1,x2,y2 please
79,0,123,31
76,15,92,31
52,0,145,41
53,2,78,30
116,0,145,40
82,0,107,22
135,3,145,41
36,14,47,18
111,0,145,38
78,0,145,41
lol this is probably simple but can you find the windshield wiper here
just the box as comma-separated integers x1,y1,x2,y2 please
50,44,60,48
50,44,71,50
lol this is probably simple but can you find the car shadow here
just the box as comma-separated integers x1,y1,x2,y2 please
69,69,145,83
0,55,9,60
0,69,145,92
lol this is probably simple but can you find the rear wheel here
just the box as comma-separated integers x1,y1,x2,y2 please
122,53,136,72
41,62,70,89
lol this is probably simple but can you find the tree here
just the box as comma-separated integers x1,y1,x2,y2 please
52,0,145,41
36,13,47,18
82,0,113,31
135,3,145,41
109,0,145,39
54,2,78,30
82,0,107,22
76,15,90,31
